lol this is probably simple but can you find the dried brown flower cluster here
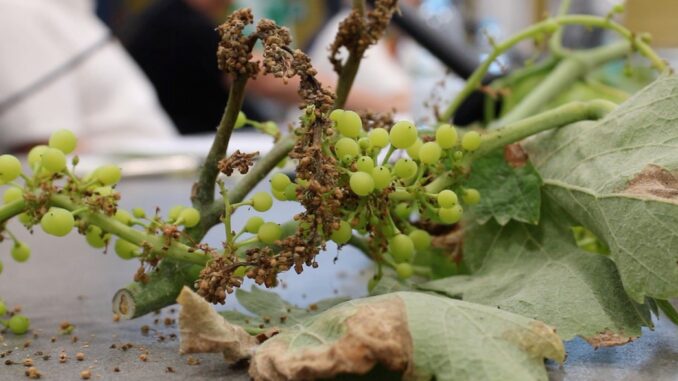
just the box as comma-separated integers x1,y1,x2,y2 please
218,150,259,176
216,8,259,78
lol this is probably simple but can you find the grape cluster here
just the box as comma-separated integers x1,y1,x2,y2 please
325,109,482,279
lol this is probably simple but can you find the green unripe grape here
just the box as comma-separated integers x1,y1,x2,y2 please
257,222,282,244
356,156,374,173
612,3,624,13
272,188,286,201
40,207,74,237
132,207,146,219
252,191,273,212
270,173,291,192
453,151,464,161
406,139,422,160
284,183,297,201
0,154,22,183
358,137,371,151
335,137,360,159
371,166,392,190
0,300,5,315
168,205,185,221
27,145,48,168
261,121,279,136
331,220,352,244
437,190,458,208
114,209,133,225
95,164,122,186
114,239,138,260
11,242,30,262
409,229,431,251
235,111,247,129
435,123,458,148
389,234,415,263
396,263,414,279
461,131,482,151
341,155,354,166
462,188,481,205
276,157,287,168
394,203,411,220
439,205,463,224
85,226,106,248
329,109,344,123
8,314,30,335
49,129,77,154
245,216,264,234
419,142,442,165
41,148,67,173
393,158,417,179
3,187,23,204
368,128,389,148
349,172,375,196
93,186,114,197
389,121,418,149
178,207,201,227
18,213,31,225
336,110,362,138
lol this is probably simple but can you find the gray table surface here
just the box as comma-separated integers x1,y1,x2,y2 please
1,175,677,380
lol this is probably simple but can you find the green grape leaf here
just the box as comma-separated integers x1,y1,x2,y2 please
420,200,653,344
523,75,678,302
179,288,564,381
218,286,348,330
465,150,542,225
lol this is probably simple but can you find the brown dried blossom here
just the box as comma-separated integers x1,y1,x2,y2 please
218,150,259,176
216,8,259,78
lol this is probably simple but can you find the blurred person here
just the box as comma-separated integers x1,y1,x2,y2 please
124,0,268,134
0,0,177,153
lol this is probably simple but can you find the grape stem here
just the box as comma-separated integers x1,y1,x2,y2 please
333,0,366,109
439,14,667,123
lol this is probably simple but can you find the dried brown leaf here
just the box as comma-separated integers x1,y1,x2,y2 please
584,330,637,349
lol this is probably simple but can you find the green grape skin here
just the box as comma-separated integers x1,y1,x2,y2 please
406,139,422,160
331,220,352,244
394,203,411,220
356,156,374,173
41,148,67,173
257,222,282,244
0,155,22,183
335,137,360,159
18,213,31,225
8,314,30,335
439,205,463,224
329,109,344,123
389,234,415,263
95,165,122,186
409,229,431,251
114,239,138,260
358,137,371,151
453,151,464,161
85,226,106,248
27,145,48,168
283,183,297,201
178,207,201,227
389,121,418,149
11,242,30,262
270,173,291,192
48,129,77,154
368,128,389,148
168,205,185,221
336,110,362,138
114,209,133,225
435,123,458,149
462,188,481,205
0,300,6,315
252,191,273,212
261,121,279,136
349,172,375,196
437,190,458,208
132,207,146,219
272,188,286,201
396,263,414,279
461,131,482,151
93,186,114,197
235,111,247,129
393,158,417,179
3,187,22,204
371,166,392,190
40,207,74,237
418,142,442,165
244,216,264,234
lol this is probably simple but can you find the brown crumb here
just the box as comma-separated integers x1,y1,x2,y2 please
166,366,175,373
109,344,117,349
76,352,85,361
41,355,49,361
23,341,31,348
71,336,79,343
59,321,75,335
113,367,120,373
186,356,200,366
80,369,91,379
23,358,33,367
163,318,174,326
59,351,68,363
25,366,41,379
5,359,14,365
140,325,150,335
50,337,56,343
112,313,120,322
139,353,148,362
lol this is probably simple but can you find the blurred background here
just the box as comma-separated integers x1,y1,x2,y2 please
0,0,675,169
